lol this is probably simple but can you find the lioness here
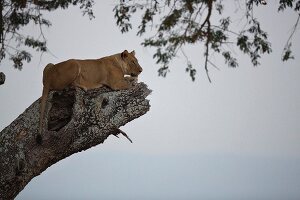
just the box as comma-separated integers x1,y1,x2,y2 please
38,50,143,143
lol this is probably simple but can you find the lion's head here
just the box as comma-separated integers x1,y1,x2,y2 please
121,50,143,77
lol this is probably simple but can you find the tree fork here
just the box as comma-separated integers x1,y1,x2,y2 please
0,82,151,199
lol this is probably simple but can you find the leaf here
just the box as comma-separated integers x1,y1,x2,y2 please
25,38,47,52
185,62,196,81
282,43,295,61
10,51,32,70
159,9,182,31
222,51,238,68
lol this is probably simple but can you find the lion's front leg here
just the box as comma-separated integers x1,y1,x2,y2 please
124,76,138,87
110,78,131,90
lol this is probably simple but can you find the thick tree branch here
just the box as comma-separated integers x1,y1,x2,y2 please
0,82,151,200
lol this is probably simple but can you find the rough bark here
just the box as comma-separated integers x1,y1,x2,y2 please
0,82,151,200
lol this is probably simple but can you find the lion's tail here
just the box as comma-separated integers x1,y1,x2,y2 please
37,86,49,144
37,63,54,144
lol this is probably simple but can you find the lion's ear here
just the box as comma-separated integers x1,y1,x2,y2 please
131,50,135,56
121,50,129,59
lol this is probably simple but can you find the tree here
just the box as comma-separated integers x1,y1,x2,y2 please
0,0,95,70
0,1,299,82
0,2,152,198
0,83,151,199
113,0,300,81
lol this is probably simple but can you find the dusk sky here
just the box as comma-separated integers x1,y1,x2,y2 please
0,1,300,199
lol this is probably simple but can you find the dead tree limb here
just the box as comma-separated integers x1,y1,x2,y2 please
0,82,151,200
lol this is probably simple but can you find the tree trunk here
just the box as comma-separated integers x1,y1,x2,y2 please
0,82,151,200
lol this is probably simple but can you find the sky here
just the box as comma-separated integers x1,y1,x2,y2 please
0,1,300,199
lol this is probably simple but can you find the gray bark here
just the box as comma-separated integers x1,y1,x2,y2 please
0,82,151,200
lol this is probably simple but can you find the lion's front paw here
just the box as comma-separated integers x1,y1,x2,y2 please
125,76,138,87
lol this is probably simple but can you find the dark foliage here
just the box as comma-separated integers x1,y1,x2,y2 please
0,0,299,82
0,0,95,69
114,0,299,81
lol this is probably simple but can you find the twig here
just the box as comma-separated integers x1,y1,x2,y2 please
204,0,213,83
115,128,133,143
207,59,220,71
282,13,300,55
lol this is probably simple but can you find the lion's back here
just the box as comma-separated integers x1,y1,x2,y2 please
43,60,80,89
42,63,54,85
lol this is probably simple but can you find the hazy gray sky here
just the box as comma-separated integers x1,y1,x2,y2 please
0,1,300,199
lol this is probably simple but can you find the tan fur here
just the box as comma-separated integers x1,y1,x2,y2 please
39,50,142,138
